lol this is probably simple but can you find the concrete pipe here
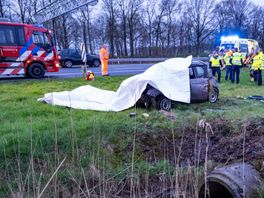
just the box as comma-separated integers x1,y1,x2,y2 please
199,163,262,198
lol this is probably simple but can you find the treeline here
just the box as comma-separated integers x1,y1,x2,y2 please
1,0,264,57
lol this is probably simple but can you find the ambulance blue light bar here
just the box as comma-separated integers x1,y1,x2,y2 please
221,35,239,42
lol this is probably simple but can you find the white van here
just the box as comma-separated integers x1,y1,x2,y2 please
220,36,259,61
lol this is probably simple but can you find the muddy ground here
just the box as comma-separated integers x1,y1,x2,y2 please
135,118,264,168
107,117,264,197
5,118,264,198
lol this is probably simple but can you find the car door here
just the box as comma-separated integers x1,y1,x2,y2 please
190,65,209,102
70,49,82,65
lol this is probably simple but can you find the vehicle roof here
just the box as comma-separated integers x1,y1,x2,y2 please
191,60,207,66
221,38,258,42
0,21,48,31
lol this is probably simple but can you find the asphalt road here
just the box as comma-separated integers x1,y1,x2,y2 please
46,63,152,79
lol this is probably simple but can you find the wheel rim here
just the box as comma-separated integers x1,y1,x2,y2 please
65,61,72,67
209,91,217,103
94,60,100,67
160,99,171,111
33,67,42,76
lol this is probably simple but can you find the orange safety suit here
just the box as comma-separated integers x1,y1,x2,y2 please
100,47,109,76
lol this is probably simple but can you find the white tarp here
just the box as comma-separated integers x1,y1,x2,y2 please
38,56,192,111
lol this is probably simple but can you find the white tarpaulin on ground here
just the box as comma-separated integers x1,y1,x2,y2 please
38,56,192,111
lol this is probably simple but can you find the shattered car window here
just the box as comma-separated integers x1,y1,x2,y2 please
194,66,205,78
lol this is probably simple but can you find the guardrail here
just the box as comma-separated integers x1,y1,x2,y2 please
108,57,209,64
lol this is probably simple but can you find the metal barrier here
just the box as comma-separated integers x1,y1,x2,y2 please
108,57,209,64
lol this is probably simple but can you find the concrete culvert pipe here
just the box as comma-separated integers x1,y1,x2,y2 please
199,163,262,198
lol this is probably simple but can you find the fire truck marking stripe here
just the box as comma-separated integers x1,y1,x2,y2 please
2,69,14,75
18,50,31,61
17,69,25,75
10,62,21,67
37,51,45,57
44,52,54,61
11,69,20,75
32,46,41,55
19,37,33,56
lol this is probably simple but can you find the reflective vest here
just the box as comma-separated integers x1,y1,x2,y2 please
252,54,262,70
224,54,232,66
260,52,264,70
232,52,242,66
210,57,221,67
99,48,109,60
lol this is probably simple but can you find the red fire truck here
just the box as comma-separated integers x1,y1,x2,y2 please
0,20,60,78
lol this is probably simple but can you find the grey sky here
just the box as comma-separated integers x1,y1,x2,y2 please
250,0,264,6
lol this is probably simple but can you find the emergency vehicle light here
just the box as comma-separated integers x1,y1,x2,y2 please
221,35,239,42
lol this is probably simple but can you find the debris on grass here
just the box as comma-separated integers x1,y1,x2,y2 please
142,113,149,119
129,112,137,117
247,95,264,101
159,110,176,121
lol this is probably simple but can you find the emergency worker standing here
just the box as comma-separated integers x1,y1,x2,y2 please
209,52,223,82
252,49,264,86
230,48,243,84
224,50,233,81
100,44,110,76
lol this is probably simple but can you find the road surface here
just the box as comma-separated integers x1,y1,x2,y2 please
0,57,208,80
46,63,152,78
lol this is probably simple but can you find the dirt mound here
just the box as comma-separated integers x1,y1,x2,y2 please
117,118,264,169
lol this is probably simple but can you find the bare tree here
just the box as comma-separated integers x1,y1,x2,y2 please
0,0,4,17
126,0,143,57
102,0,117,56
152,0,166,56
2,0,264,57
186,0,215,55
143,0,157,56
117,0,129,57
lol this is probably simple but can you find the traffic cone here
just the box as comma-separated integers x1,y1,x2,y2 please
86,71,95,81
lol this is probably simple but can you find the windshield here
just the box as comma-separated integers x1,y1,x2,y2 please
220,43,235,51
49,31,55,47
240,43,248,53
33,31,52,49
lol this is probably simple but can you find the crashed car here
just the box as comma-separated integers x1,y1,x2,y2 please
136,60,219,111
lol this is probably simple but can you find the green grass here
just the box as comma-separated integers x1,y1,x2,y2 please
0,68,264,196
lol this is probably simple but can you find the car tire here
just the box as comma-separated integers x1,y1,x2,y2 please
93,59,101,67
27,63,45,79
155,95,171,111
64,60,73,68
209,87,219,103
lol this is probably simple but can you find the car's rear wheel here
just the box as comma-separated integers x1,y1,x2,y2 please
27,63,45,79
155,95,171,111
93,59,101,67
209,87,219,103
64,60,73,68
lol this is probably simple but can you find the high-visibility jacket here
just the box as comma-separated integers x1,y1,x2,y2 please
99,48,109,60
252,54,262,70
224,54,232,66
210,57,221,67
260,52,264,70
232,52,243,66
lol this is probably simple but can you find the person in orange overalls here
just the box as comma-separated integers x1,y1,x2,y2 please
100,44,110,76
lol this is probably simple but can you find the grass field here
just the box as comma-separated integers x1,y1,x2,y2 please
0,68,264,197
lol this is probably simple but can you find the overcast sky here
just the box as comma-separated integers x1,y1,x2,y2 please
250,0,264,6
